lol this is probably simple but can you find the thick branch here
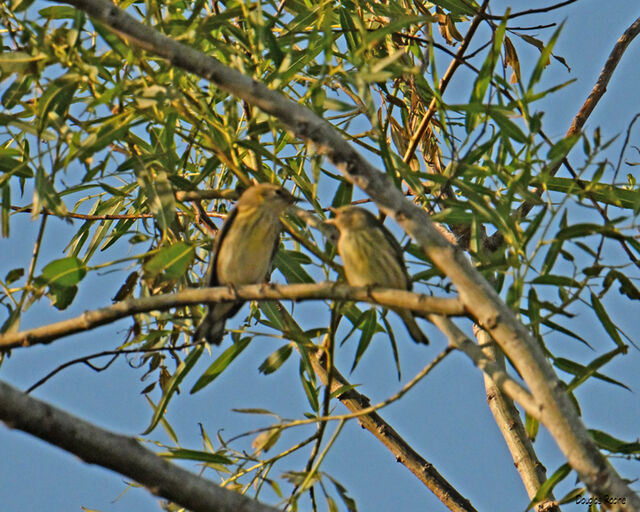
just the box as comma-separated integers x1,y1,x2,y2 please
0,283,464,350
49,0,640,507
0,380,279,512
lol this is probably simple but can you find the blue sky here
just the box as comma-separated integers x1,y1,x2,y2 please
1,1,640,511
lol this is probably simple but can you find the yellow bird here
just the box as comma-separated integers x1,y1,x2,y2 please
326,205,428,345
195,184,298,344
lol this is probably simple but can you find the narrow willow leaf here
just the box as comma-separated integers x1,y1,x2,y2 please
350,309,377,373
590,293,625,348
143,344,204,434
532,274,580,287
160,448,232,464
190,337,251,393
527,22,564,91
526,463,571,511
33,166,68,218
274,250,314,284
143,242,195,281
259,343,293,375
136,168,176,232
589,429,640,454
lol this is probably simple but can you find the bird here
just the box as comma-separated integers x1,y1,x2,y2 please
194,183,298,345
326,205,429,345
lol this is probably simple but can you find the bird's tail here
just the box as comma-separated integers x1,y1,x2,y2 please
194,302,240,345
194,313,226,345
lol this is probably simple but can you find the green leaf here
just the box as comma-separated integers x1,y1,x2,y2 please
590,293,625,349
546,133,580,163
143,242,195,281
259,344,293,375
301,374,319,413
532,274,580,287
530,177,640,211
1,184,10,237
135,168,176,232
159,448,233,464
350,309,377,373
37,79,79,133
190,337,251,393
143,345,204,434
338,7,360,54
526,463,571,511
468,14,508,130
557,349,630,392
40,256,87,287
47,284,78,310
540,318,592,349
33,166,68,218
2,75,33,109
380,312,401,381
331,180,353,208
0,51,46,75
326,474,358,512
431,0,477,15
274,250,314,284
589,429,640,454
5,267,24,284
557,487,586,505
528,22,564,91
525,413,539,441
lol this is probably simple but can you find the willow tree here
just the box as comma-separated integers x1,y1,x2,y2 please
1,0,639,511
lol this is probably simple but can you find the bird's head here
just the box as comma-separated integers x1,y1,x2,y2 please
326,205,377,233
237,183,298,212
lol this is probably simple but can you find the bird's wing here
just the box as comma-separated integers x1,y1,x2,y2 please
207,204,239,287
370,211,413,291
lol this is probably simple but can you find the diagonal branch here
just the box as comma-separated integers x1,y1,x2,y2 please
474,328,559,512
0,379,280,512
0,282,465,350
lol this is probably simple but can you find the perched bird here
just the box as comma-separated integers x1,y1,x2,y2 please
195,183,298,344
326,205,429,345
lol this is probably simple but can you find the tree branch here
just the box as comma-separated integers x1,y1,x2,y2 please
0,379,280,512
474,328,559,512
0,282,465,350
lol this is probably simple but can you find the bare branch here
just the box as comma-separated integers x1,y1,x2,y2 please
485,0,579,20
0,380,280,512
0,283,464,350
568,16,640,135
